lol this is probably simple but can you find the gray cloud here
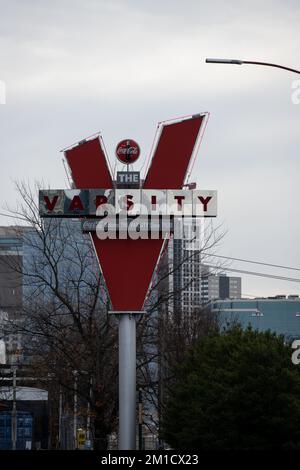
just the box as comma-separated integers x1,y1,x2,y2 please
0,0,299,297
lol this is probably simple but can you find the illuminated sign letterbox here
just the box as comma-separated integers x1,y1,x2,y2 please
39,189,217,218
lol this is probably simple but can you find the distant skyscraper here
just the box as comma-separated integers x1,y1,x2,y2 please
0,226,25,364
202,273,242,303
160,238,242,314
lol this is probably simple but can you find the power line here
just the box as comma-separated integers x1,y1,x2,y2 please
204,254,300,272
207,264,300,283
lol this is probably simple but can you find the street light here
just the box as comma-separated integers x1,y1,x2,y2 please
205,58,300,75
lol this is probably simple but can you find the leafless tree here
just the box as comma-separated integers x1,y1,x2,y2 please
2,181,118,449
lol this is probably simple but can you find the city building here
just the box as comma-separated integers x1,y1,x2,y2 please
0,227,25,365
162,238,242,314
210,297,300,339
0,226,22,313
202,273,241,303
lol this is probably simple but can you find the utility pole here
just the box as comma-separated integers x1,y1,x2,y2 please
58,386,63,449
138,388,143,450
11,366,17,450
86,376,92,447
73,370,78,450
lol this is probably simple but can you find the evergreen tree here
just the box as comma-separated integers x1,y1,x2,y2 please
163,327,300,450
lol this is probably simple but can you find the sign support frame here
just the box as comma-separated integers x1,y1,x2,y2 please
43,114,209,451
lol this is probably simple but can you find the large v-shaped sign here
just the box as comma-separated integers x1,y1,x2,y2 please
65,115,205,311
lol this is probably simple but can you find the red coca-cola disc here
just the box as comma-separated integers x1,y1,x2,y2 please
115,139,140,164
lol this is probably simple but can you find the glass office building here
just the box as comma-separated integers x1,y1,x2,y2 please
210,297,300,340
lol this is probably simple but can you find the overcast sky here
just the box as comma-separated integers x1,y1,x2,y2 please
0,0,299,297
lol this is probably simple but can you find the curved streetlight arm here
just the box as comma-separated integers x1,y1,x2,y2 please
205,58,300,75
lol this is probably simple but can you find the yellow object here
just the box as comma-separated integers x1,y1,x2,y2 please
77,428,86,447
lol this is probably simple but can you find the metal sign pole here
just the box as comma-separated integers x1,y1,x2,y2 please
118,312,137,450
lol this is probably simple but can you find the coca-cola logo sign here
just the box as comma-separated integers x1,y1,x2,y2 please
116,139,140,164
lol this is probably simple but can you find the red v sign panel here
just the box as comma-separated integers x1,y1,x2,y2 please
65,137,113,189
144,115,204,189
65,115,205,311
